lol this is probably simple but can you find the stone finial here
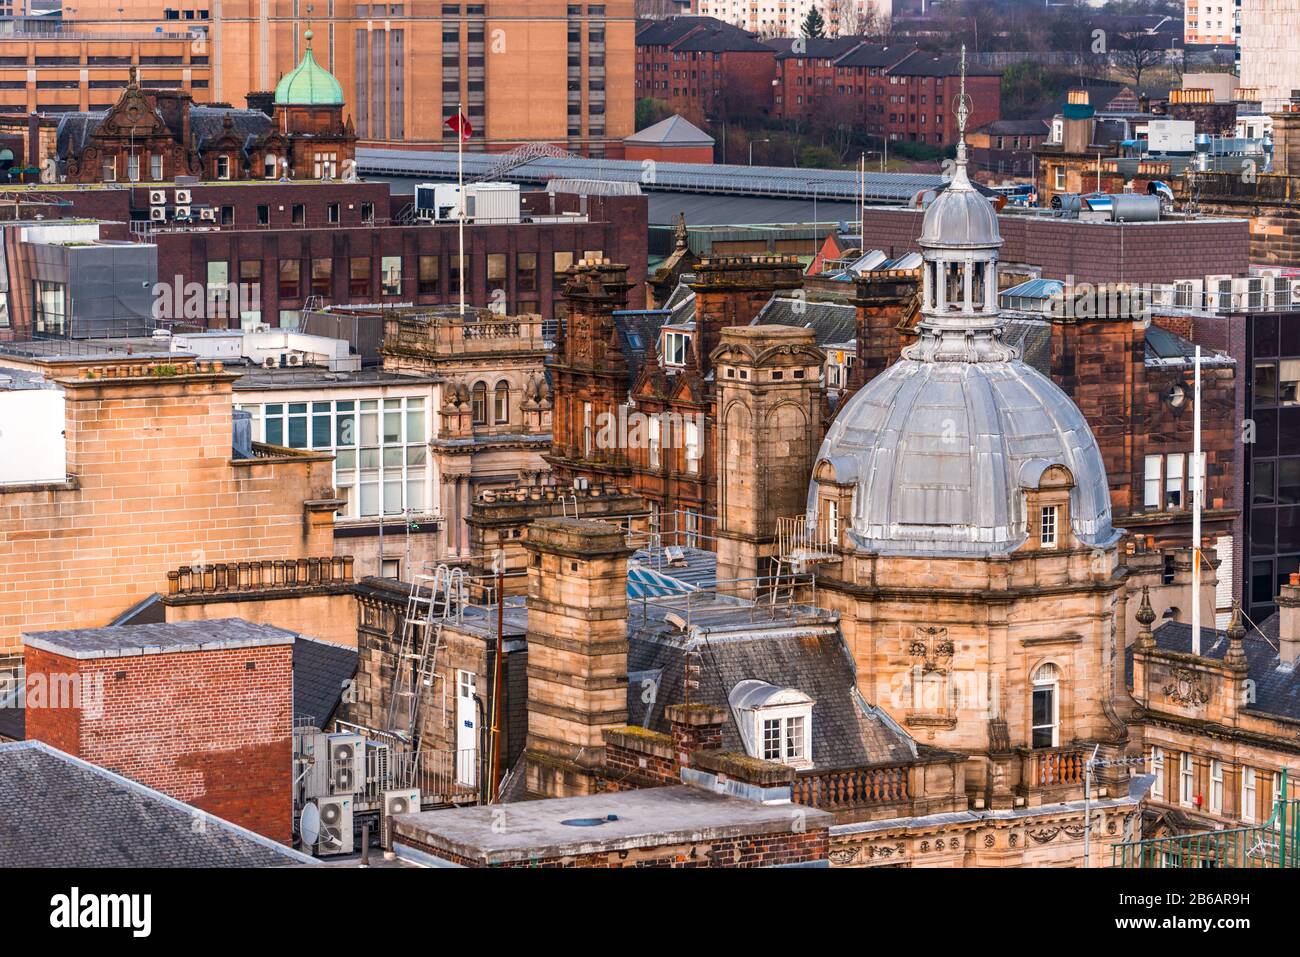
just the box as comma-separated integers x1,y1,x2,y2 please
1224,602,1248,671
1135,585,1156,649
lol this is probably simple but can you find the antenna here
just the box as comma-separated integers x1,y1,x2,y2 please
1192,345,1202,655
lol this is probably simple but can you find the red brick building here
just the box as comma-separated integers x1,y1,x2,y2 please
634,16,776,125
53,182,648,329
22,619,295,844
883,51,1001,147
59,36,356,185
774,39,913,135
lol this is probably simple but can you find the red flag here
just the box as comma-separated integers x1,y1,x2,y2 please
445,112,473,142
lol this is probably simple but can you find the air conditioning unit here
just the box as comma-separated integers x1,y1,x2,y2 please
1290,280,1300,302
149,206,166,222
173,205,192,220
315,796,354,855
262,355,278,369
198,207,216,222
286,353,305,367
381,788,419,847
328,732,365,795
366,740,391,789
174,189,192,204
295,730,332,802
149,189,167,205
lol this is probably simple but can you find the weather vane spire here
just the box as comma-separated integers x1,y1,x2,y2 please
954,43,970,176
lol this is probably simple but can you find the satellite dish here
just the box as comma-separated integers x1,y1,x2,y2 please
299,801,321,847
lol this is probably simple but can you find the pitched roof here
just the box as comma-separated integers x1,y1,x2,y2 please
0,741,316,867
612,309,673,392
774,36,863,61
888,50,1002,78
627,612,916,770
636,15,721,47
625,114,714,147
190,106,273,153
672,26,772,54
293,636,358,730
55,111,108,158
753,296,856,346
836,43,914,68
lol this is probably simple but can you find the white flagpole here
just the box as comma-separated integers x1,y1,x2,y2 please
458,102,466,317
1192,344,1202,655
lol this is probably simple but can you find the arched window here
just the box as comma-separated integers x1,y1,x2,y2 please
264,154,277,179
471,382,487,425
493,380,510,424
1031,662,1059,749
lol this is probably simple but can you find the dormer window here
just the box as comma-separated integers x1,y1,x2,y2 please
729,680,814,770
663,330,690,367
1040,505,1058,549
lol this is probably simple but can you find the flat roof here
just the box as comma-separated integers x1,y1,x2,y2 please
393,784,833,864
23,618,298,660
231,367,443,390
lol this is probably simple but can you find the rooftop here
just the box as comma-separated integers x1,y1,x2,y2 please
1132,617,1300,720
0,741,316,867
23,618,298,660
392,784,834,865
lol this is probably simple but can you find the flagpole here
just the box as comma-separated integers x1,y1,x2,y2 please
1192,344,1202,655
457,101,466,317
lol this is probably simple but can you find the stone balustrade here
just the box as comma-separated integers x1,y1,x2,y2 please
790,763,911,810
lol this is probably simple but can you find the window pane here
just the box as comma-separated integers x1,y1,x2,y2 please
312,414,330,448
265,417,283,446
406,409,425,441
384,411,402,443
1032,687,1053,727
336,414,356,446
406,445,427,466
287,414,308,448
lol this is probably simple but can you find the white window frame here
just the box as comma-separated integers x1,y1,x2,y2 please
755,706,813,769
150,153,163,181
1241,766,1257,822
1151,745,1165,801
1030,662,1060,749
582,401,593,457
1180,752,1195,807
648,414,661,469
1144,454,1161,508
663,330,690,367
1040,504,1058,549
1210,759,1224,814
216,155,231,180
684,420,701,475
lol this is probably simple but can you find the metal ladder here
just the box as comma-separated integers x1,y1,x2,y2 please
386,571,453,750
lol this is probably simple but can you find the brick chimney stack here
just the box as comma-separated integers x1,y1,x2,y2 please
1278,573,1300,665
522,517,633,798
690,256,804,374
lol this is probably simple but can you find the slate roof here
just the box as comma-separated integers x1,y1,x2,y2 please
636,16,721,47
753,296,856,346
190,106,273,153
625,114,714,147
0,741,316,867
774,36,863,60
55,111,108,158
888,50,1002,77
627,617,916,770
293,636,358,730
613,309,673,391
1001,318,1053,376
1130,618,1300,721
672,27,772,54
836,44,915,69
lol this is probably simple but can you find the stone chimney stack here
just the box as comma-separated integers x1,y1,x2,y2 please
711,325,825,585
1270,111,1300,177
522,517,633,798
690,256,804,374
1278,573,1300,665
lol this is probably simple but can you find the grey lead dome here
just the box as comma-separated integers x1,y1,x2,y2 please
810,358,1119,556
808,72,1118,558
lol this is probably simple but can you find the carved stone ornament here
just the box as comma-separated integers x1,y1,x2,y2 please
909,625,954,675
1163,667,1210,707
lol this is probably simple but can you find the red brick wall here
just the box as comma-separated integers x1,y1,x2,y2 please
24,644,293,843
856,207,1251,284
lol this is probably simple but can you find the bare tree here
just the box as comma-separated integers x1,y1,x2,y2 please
1113,30,1166,91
